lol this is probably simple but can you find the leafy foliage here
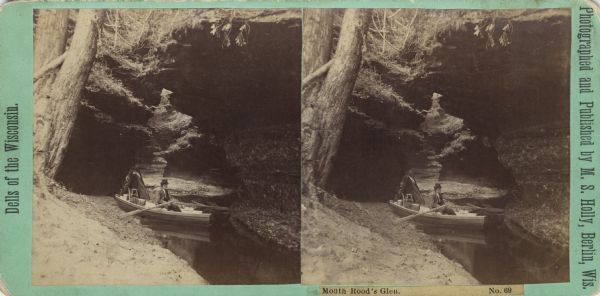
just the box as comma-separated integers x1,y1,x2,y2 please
98,9,206,77
354,67,413,111
86,62,147,109
365,9,521,74
96,9,282,79
210,20,251,47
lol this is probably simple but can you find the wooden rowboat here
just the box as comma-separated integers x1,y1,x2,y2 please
113,194,212,224
388,200,487,231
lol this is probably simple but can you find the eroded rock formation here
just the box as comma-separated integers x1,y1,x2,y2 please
55,11,302,251
330,9,570,247
422,10,571,246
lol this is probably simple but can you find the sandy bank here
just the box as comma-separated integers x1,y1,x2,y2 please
301,190,478,285
32,182,206,285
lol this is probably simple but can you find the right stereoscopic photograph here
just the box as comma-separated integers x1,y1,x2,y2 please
301,8,570,285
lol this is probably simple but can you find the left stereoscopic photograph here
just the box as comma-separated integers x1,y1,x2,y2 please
32,9,301,285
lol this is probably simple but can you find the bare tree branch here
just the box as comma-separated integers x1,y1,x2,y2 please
400,9,419,50
301,59,333,89
33,52,67,82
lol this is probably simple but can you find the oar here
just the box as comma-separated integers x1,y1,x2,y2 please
120,200,176,218
191,201,229,211
397,204,449,223
466,202,489,209
172,201,229,211
465,203,504,214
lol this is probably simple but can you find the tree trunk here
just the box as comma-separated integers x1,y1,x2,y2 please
302,9,371,187
33,10,69,173
301,9,335,187
34,10,69,74
302,9,335,78
41,10,105,179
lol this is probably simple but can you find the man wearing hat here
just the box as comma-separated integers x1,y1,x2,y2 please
158,179,181,212
431,183,456,215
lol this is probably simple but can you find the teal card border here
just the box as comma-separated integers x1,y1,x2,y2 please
0,0,598,295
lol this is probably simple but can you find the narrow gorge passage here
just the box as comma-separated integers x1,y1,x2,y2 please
36,9,302,285
313,8,570,285
330,91,512,207
55,11,301,248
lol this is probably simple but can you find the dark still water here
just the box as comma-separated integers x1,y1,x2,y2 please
139,218,300,284
417,225,569,284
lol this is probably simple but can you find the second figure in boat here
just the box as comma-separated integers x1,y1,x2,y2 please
431,183,456,215
158,179,182,212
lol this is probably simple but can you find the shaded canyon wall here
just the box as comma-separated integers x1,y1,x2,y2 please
55,15,301,250
328,9,570,246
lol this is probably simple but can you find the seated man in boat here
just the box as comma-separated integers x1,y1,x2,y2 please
158,179,182,212
120,167,150,205
120,169,133,197
431,183,456,215
396,169,425,205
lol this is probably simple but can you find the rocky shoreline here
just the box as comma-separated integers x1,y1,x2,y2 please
225,124,301,252
330,9,571,253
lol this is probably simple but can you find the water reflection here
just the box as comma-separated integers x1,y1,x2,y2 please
139,218,300,284
418,225,569,284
